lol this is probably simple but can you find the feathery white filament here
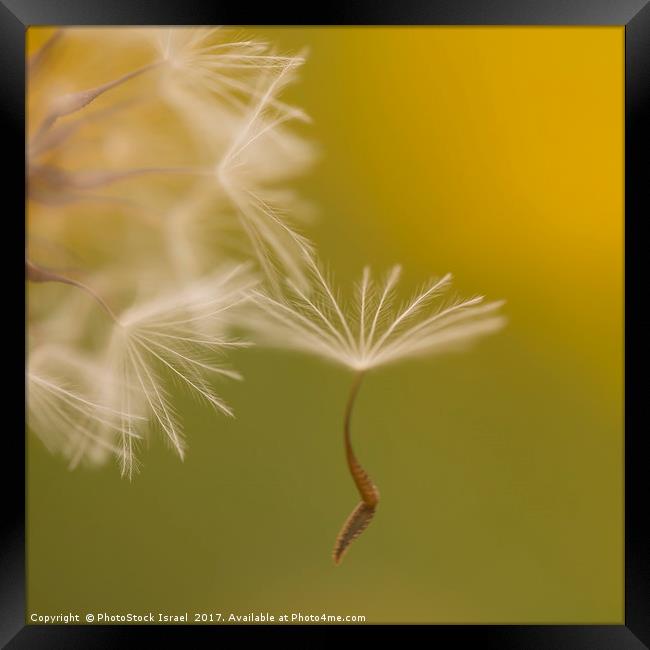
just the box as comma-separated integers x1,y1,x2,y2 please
250,264,505,371
102,265,257,477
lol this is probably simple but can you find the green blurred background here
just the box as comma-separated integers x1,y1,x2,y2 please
28,27,623,623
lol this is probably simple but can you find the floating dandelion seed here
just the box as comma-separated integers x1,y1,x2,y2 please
104,265,256,478
250,258,506,564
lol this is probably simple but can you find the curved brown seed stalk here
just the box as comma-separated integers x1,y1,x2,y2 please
332,371,380,565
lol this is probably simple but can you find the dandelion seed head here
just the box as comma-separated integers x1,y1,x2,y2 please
27,26,295,474
92,266,256,476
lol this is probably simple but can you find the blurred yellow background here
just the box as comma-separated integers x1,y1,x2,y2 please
27,27,623,623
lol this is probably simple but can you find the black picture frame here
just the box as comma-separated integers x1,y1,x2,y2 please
5,1,647,646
